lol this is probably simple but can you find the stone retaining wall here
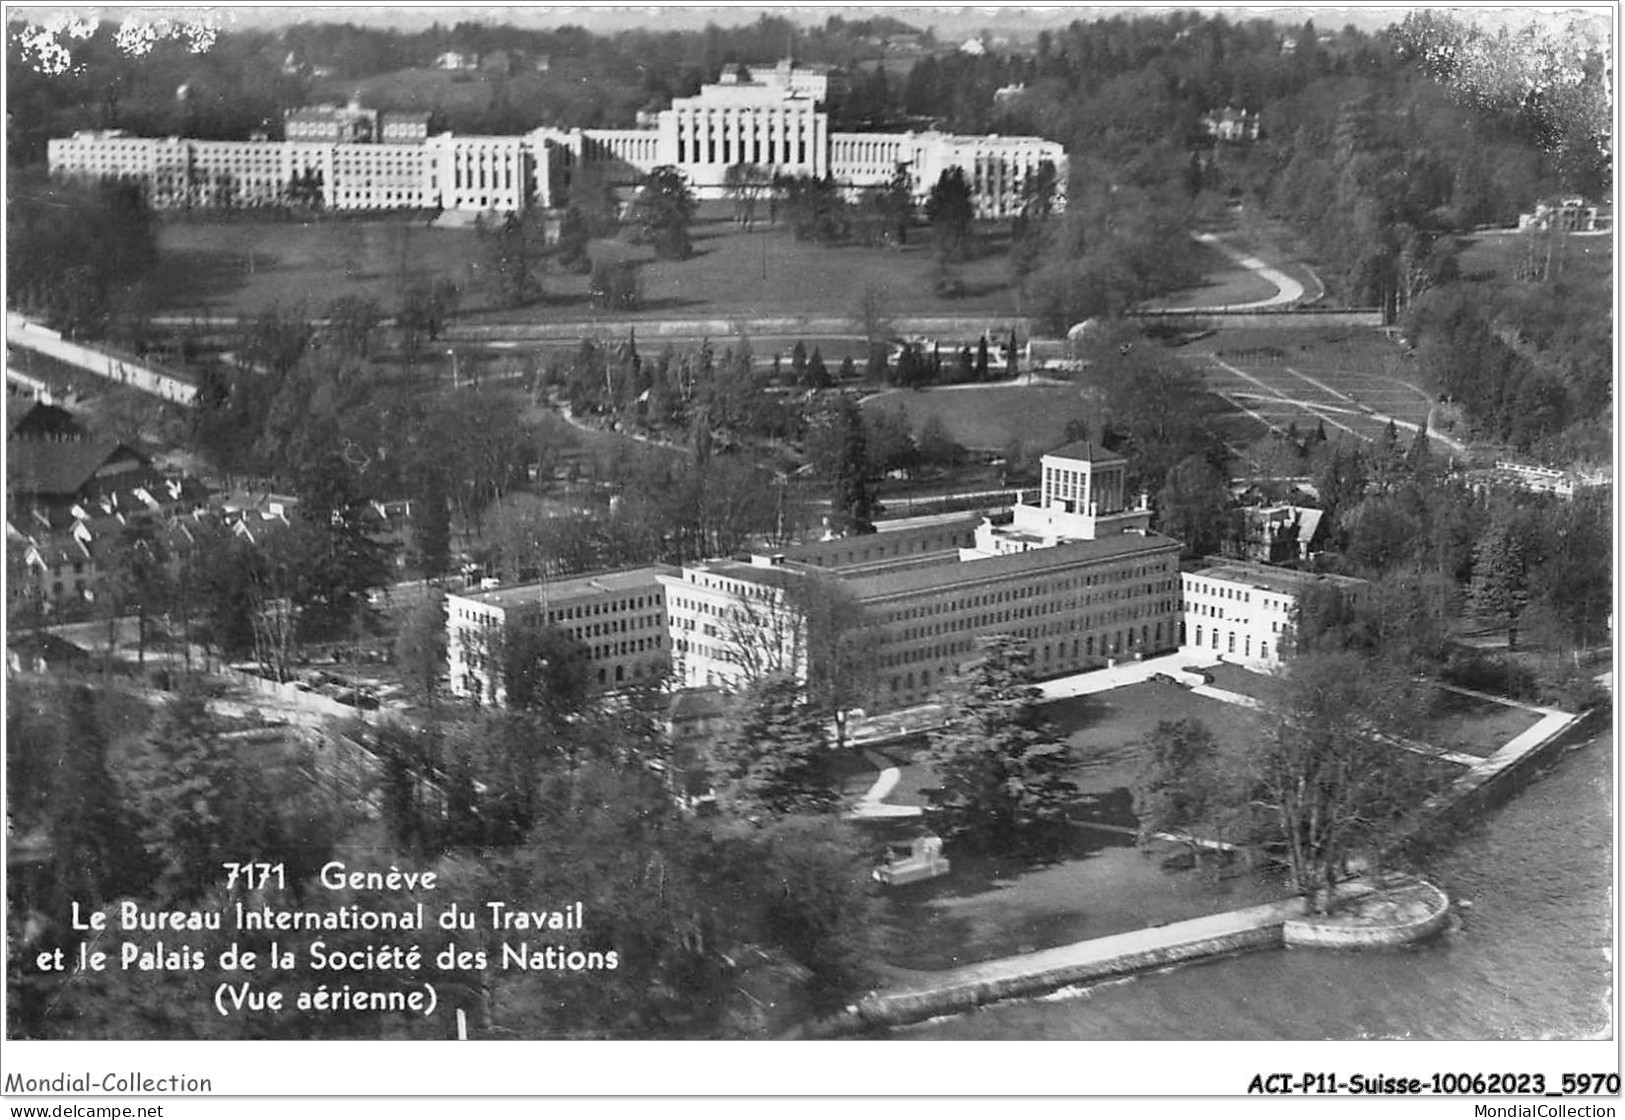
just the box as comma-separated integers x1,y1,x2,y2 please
1396,706,1599,859
846,923,1286,1032
1282,881,1451,950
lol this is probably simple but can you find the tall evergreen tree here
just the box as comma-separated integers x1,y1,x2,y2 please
710,676,838,817
924,636,1079,854
1470,513,1535,650
629,166,696,260
807,395,876,535
925,166,975,262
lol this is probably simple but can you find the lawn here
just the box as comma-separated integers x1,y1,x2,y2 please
1423,687,1543,760
151,214,1028,322
1454,229,1613,288
1205,663,1543,761
869,678,1286,974
1143,235,1279,310
152,215,487,318
860,383,1092,452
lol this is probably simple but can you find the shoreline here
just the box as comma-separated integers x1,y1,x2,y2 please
797,689,1595,1038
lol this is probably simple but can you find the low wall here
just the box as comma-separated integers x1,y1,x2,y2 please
1282,881,1450,950
1397,706,1599,858
1131,308,1384,330
7,312,197,404
445,314,1033,344
848,923,1286,1032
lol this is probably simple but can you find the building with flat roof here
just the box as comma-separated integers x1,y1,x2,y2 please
661,443,1181,711
49,61,1065,219
1179,557,1365,672
446,565,675,705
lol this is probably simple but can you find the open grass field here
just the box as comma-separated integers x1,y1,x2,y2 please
871,679,1286,973
152,216,486,317
1424,687,1543,760
1143,235,1279,311
519,220,1024,319
1205,663,1539,762
151,214,1025,321
1182,324,1440,452
860,382,1091,452
1455,228,1613,288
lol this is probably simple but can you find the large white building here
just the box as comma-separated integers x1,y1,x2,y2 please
661,442,1180,711
48,60,1065,219
1179,558,1365,672
446,565,676,706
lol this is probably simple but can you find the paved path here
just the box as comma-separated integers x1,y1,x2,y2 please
1184,232,1307,311
846,755,923,820
1035,651,1221,700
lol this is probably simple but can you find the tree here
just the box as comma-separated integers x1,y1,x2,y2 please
805,394,876,535
1133,718,1239,863
629,166,696,260
924,636,1079,854
1157,455,1230,558
288,449,393,642
1470,513,1535,650
398,277,459,368
925,167,975,262
499,619,594,723
553,206,592,273
723,163,773,230
480,210,548,308
394,592,448,706
879,163,914,244
709,676,838,816
787,574,881,750
1251,652,1434,911
589,257,641,309
805,346,831,390
324,295,383,360
850,281,894,354
779,173,849,244
120,688,263,900
102,517,171,667
409,473,453,581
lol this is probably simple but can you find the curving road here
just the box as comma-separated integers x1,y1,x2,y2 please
1185,231,1306,311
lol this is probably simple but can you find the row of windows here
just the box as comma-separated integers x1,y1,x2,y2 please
1191,624,1272,661
885,625,1165,696
883,566,1174,626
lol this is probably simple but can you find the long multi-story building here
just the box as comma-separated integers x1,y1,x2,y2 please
49,60,1065,219
661,442,1181,712
446,565,676,705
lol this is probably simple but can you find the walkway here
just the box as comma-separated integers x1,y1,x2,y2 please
1035,650,1222,701
846,753,923,820
7,312,197,405
1184,231,1306,311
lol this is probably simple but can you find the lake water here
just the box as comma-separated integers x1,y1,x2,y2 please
898,734,1614,1040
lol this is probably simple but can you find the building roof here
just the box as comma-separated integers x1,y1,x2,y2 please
7,438,148,498
846,531,1182,601
1184,557,1364,597
1045,440,1126,466
452,564,678,612
7,397,83,440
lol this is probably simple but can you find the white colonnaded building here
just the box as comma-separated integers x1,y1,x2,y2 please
49,61,1065,219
